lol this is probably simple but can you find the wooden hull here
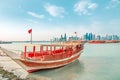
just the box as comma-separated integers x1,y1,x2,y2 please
15,51,82,73
1,41,84,73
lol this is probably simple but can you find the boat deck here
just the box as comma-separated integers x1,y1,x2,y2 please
0,47,82,72
0,41,84,72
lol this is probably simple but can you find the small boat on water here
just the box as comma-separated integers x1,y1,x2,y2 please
105,40,120,43
0,40,84,73
15,40,84,73
88,40,120,44
88,40,105,44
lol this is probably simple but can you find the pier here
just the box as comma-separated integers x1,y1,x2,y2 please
0,47,21,59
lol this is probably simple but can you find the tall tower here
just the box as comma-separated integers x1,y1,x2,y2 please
64,33,67,41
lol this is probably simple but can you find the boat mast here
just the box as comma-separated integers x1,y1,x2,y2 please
31,31,32,44
28,29,32,44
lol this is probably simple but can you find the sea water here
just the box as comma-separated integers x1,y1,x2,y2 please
0,42,120,80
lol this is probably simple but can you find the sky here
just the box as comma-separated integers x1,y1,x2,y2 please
0,0,120,41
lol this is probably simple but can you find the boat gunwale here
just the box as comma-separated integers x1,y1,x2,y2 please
20,50,83,63
24,43,83,47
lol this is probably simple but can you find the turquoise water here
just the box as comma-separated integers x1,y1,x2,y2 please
29,43,120,80
1,43,120,80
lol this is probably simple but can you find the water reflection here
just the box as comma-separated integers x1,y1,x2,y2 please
28,60,84,80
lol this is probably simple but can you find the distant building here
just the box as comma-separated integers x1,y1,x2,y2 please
53,32,120,42
83,32,120,41
53,33,67,42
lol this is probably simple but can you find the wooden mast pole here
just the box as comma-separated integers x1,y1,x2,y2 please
28,29,32,44
31,31,32,44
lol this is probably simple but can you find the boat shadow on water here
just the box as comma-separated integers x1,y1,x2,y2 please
28,60,85,80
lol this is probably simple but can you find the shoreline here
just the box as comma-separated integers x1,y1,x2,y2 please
0,48,29,79
0,66,27,80
0,56,29,80
0,48,49,80
0,66,39,80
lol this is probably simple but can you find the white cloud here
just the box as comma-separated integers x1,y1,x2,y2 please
74,0,98,15
27,11,45,19
88,3,98,9
106,0,120,9
44,3,65,17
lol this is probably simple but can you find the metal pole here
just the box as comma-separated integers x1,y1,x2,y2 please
30,32,32,44
50,39,52,54
24,46,27,60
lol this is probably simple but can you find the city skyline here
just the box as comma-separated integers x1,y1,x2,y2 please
1,32,120,41
0,0,120,41
53,32,120,42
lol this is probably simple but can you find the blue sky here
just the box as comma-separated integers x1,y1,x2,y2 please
0,0,120,41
